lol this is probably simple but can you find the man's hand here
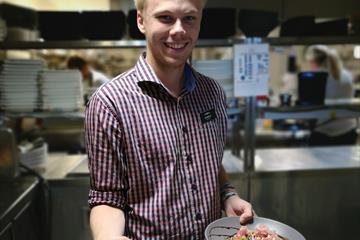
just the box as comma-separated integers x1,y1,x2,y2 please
224,195,254,224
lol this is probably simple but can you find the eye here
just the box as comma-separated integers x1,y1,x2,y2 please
183,15,196,22
157,15,174,23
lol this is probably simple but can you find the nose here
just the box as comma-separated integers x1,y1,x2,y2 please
170,19,186,36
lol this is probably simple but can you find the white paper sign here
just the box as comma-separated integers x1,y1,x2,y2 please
234,43,269,97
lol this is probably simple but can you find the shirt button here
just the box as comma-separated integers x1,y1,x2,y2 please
186,155,192,164
191,184,197,191
182,126,188,133
195,213,202,220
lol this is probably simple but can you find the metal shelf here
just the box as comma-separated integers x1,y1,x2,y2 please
258,104,360,120
1,36,360,49
0,39,235,49
266,36,360,46
0,40,147,49
1,111,84,119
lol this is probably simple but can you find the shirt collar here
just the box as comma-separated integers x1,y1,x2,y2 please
184,63,196,92
135,52,196,94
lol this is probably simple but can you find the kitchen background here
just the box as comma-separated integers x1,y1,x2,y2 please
0,0,360,240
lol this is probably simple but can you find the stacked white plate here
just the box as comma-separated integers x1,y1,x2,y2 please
19,143,48,170
0,59,44,112
192,59,234,98
41,70,83,111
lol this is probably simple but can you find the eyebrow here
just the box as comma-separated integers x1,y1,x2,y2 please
153,10,199,15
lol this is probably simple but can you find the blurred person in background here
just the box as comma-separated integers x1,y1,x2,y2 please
67,56,110,103
305,45,358,146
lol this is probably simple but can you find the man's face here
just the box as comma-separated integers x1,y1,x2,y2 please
137,0,203,69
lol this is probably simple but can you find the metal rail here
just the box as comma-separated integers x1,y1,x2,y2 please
1,36,360,49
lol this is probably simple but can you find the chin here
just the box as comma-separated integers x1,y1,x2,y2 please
164,56,189,67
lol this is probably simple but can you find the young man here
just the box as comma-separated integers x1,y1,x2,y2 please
85,0,253,239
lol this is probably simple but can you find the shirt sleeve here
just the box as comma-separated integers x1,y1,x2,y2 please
85,92,129,211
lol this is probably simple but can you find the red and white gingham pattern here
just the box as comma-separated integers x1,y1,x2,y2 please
85,53,227,239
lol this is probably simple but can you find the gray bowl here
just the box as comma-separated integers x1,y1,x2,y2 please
205,216,306,240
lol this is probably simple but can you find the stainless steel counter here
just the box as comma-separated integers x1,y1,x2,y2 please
224,146,360,240
260,101,360,120
45,147,360,240
64,146,360,177
255,146,360,171
222,146,360,173
41,153,87,179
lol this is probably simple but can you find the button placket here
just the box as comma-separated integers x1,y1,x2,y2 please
178,97,201,232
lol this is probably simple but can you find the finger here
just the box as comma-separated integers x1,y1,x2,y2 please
239,206,254,224
252,209,257,217
225,208,238,217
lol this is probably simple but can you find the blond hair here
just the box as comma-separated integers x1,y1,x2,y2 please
134,0,207,11
305,45,342,80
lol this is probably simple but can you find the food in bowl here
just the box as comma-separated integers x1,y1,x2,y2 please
225,224,287,240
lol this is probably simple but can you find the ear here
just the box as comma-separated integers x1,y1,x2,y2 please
137,11,146,34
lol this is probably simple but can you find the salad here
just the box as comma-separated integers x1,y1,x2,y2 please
225,224,287,240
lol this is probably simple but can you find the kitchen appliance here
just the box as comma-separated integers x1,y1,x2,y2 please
297,71,328,106
0,127,19,178
205,216,306,240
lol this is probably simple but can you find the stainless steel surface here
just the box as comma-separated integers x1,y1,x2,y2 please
0,39,232,49
66,157,89,177
42,153,86,179
5,111,84,119
260,105,360,120
205,216,305,240
264,36,360,45
0,40,147,49
50,148,360,240
225,146,360,240
255,146,360,172
49,178,90,240
1,36,360,50
65,146,360,177
244,97,256,172
223,146,360,173
0,128,19,178
245,169,360,240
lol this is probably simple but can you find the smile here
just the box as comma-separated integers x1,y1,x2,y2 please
164,42,188,49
